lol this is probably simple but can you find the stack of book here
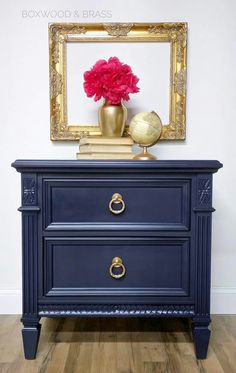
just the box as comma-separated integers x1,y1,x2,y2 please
76,136,135,159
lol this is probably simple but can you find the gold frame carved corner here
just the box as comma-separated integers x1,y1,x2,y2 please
49,22,187,141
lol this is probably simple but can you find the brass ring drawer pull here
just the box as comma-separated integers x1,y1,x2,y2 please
109,257,126,279
109,193,126,215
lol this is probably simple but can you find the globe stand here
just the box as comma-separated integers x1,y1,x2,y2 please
133,146,157,160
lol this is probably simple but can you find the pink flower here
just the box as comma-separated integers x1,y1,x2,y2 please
83,57,139,104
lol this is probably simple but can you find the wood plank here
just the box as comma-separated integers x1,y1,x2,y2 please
0,316,236,373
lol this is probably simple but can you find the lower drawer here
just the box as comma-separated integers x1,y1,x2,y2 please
40,238,192,300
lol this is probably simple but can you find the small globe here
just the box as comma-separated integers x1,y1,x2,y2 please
129,111,162,147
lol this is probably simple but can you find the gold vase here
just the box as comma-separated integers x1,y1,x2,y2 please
98,100,127,137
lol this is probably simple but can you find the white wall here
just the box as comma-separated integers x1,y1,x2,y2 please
0,0,236,314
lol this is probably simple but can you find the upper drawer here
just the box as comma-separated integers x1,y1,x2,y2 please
42,178,190,231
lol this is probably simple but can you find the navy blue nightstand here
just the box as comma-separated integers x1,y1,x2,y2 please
12,160,222,359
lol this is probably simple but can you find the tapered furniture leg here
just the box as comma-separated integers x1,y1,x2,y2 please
22,320,41,359
192,320,211,359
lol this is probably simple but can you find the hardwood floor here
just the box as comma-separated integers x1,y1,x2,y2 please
0,316,235,373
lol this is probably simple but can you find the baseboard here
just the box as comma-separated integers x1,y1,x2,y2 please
0,288,235,315
211,287,236,314
0,290,22,314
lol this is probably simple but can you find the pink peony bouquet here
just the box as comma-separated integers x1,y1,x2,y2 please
83,57,139,105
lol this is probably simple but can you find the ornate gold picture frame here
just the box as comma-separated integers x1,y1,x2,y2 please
49,22,187,141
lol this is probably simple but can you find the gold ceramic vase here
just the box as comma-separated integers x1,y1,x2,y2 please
98,100,127,137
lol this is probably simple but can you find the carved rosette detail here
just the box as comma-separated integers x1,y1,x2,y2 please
23,177,36,205
103,23,133,37
198,178,212,206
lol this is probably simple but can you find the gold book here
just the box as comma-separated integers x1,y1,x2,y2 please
76,152,135,160
79,144,133,153
80,136,134,146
